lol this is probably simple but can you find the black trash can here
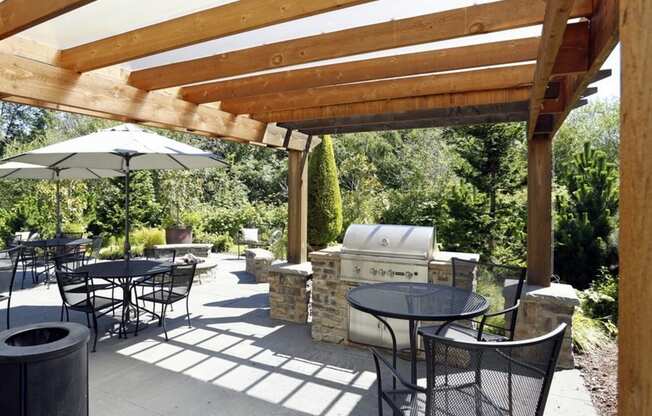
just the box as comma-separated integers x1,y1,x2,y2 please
0,322,90,416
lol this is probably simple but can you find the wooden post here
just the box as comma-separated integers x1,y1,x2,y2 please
287,149,308,264
527,135,553,286
619,0,652,413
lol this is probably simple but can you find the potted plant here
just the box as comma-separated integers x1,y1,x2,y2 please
160,171,198,244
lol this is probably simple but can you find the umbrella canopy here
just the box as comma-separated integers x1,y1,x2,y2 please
3,124,226,170
0,162,124,236
0,162,123,180
3,124,227,258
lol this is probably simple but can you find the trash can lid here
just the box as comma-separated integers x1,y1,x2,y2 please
0,322,90,363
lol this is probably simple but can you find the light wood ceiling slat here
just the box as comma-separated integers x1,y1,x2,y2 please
0,0,94,40
128,0,593,90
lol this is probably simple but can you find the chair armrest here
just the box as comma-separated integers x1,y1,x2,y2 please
477,300,521,340
370,347,426,393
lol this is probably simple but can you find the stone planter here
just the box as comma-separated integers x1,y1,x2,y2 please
165,227,192,244
0,322,90,416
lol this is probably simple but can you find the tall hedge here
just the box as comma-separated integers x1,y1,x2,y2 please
308,135,343,246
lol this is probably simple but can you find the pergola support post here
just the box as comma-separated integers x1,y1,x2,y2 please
287,149,308,264
619,0,652,413
527,134,553,286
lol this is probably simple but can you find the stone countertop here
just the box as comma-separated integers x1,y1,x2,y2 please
153,243,212,249
270,261,313,276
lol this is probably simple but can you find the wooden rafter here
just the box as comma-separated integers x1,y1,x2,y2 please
182,37,541,104
221,64,535,115
128,0,593,90
0,0,94,40
56,0,372,72
528,0,577,139
0,52,310,151
255,87,532,124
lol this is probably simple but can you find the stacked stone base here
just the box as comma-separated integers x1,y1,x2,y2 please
268,262,312,323
514,283,579,369
245,248,275,283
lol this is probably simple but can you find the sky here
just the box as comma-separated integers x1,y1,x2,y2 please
17,0,621,100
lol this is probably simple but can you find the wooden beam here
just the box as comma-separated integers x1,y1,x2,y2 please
297,112,529,135
551,0,619,136
221,64,535,115
527,135,553,286
0,52,308,150
282,101,530,131
0,0,94,40
129,0,593,90
287,150,308,264
181,37,541,104
56,0,371,72
255,87,531,124
619,0,652,413
527,0,577,140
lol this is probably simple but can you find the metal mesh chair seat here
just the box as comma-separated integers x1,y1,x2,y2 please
422,323,508,343
138,289,186,304
68,295,122,312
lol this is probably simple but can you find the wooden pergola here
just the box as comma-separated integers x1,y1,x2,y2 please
0,1,647,412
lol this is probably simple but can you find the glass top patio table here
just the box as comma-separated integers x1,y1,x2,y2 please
347,282,489,384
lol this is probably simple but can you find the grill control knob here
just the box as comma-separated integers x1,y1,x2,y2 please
370,267,378,276
405,271,413,279
353,265,361,274
380,269,386,276
388,270,394,277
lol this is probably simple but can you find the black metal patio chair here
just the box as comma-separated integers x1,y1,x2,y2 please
0,247,21,329
134,263,196,340
371,323,566,416
19,245,49,288
54,269,123,352
83,235,104,264
423,258,527,342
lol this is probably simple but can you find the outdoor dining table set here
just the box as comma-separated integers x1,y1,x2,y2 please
347,259,568,416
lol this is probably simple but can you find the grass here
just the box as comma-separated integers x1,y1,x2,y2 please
572,308,617,353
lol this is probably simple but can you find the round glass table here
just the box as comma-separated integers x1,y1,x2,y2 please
347,282,489,384
77,260,172,336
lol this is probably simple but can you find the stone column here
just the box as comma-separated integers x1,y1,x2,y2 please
514,283,579,369
268,262,313,323
245,248,275,283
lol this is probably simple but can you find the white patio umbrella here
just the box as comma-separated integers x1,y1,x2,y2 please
0,162,123,236
4,124,227,258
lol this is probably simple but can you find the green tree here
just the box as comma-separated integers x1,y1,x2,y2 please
308,135,343,247
442,123,527,261
555,142,618,289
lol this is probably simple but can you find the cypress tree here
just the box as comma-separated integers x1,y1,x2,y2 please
308,135,343,247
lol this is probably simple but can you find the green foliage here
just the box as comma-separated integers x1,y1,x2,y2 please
131,228,165,249
98,228,163,259
555,141,618,289
62,222,86,235
195,232,234,252
580,267,619,321
308,135,343,246
572,310,615,353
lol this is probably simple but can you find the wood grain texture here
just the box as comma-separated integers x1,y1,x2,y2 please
129,0,593,90
181,37,541,103
56,0,371,72
221,64,535,114
527,0,576,139
0,0,94,40
255,87,531,124
287,150,308,264
619,0,651,414
527,136,553,286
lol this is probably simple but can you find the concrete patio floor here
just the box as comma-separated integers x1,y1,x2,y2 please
3,254,596,416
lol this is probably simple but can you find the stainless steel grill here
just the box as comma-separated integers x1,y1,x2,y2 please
341,224,436,348
341,224,435,283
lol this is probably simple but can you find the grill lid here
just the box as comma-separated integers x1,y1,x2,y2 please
341,224,435,260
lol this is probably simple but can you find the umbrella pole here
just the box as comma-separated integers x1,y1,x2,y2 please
56,175,62,237
124,157,131,260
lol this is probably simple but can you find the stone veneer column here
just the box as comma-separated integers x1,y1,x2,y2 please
268,262,312,323
514,283,579,369
245,248,275,283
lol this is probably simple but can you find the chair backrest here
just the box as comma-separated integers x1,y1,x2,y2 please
0,247,21,295
168,263,196,297
452,258,527,338
53,250,85,272
55,270,92,308
27,232,40,241
62,232,83,239
241,228,259,242
89,236,103,258
420,323,566,416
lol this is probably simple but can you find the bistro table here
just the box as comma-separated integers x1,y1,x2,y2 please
77,259,172,336
346,282,489,384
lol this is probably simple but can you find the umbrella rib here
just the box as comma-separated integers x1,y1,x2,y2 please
49,153,77,168
167,154,189,169
0,168,20,179
86,169,103,179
